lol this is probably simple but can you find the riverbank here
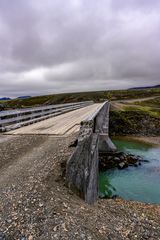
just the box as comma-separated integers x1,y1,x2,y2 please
111,135,160,147
100,137,160,204
131,136,160,146
0,133,160,239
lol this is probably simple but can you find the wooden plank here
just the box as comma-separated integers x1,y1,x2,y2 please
0,101,93,132
0,101,92,117
8,104,103,135
0,104,83,125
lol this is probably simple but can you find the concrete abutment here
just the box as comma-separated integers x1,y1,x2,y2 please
66,101,116,204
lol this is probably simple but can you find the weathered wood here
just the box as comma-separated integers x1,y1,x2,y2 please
0,101,93,132
0,101,92,117
7,104,103,135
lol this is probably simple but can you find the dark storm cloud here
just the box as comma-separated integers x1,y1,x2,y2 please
0,0,159,97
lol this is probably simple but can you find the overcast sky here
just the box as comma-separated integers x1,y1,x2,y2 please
0,0,160,98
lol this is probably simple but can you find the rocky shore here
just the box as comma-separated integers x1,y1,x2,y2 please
99,151,149,171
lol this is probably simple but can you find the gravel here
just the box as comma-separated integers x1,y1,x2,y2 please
0,134,160,240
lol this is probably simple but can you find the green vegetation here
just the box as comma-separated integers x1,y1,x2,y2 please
123,105,160,117
109,110,160,136
134,96,160,108
0,87,159,110
109,89,159,136
99,173,116,198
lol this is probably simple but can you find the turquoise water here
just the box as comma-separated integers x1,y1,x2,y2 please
99,138,160,204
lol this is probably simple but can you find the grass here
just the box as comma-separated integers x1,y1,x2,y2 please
109,91,160,136
123,105,160,117
111,93,160,118
134,97,160,108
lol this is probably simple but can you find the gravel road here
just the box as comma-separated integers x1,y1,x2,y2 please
0,134,160,240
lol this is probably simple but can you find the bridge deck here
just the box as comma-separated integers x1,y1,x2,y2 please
8,103,103,135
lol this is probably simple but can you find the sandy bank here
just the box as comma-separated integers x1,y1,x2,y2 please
131,136,160,146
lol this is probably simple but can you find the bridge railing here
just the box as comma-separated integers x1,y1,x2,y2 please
0,101,93,132
66,101,116,204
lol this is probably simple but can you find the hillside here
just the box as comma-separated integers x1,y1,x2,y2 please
129,84,160,90
0,88,160,110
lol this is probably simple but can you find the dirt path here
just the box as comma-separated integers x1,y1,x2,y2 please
0,134,160,240
113,96,159,103
111,96,160,111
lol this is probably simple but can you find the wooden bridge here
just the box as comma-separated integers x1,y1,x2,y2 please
0,101,93,133
0,101,116,204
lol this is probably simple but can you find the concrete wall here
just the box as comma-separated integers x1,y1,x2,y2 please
66,122,99,203
66,101,116,204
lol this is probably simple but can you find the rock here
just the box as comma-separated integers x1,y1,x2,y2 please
139,159,150,163
120,156,125,160
69,139,78,147
114,157,120,162
39,202,43,207
6,219,12,224
118,162,126,169
0,232,6,240
99,150,149,171
134,164,138,167
28,235,33,240
111,194,119,199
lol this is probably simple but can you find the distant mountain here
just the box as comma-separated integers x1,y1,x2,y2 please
129,85,160,90
0,97,11,101
17,96,31,99
0,96,32,101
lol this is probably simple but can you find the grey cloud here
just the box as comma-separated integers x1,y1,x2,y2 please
0,0,159,97
111,0,160,11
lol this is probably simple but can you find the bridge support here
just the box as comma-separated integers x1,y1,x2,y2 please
99,134,117,153
94,101,116,153
66,128,99,204
66,101,116,204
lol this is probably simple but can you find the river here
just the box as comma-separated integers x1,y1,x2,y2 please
99,137,160,204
